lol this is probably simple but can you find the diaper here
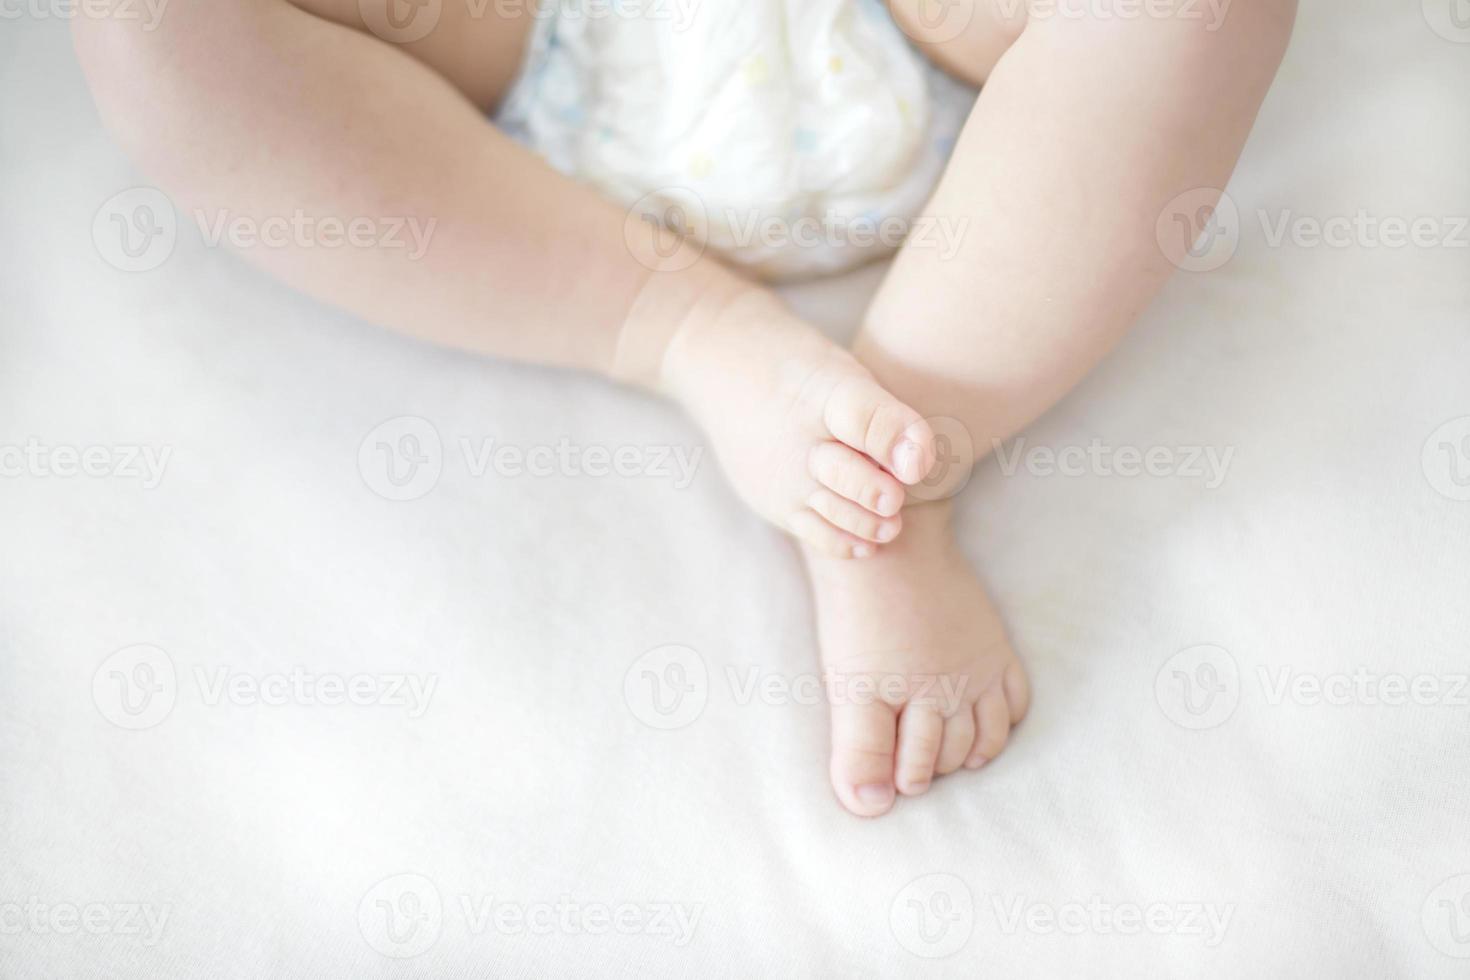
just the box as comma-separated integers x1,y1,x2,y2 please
494,0,977,282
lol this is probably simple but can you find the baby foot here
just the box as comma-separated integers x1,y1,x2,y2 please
658,288,937,557
802,501,1031,817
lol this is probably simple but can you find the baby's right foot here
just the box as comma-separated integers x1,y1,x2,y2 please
655,287,938,557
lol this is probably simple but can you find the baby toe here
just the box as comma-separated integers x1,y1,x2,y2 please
829,700,899,817
935,707,976,776
965,687,1011,769
808,442,907,517
821,375,936,485
788,510,875,560
895,704,944,795
1004,660,1031,724
807,489,900,545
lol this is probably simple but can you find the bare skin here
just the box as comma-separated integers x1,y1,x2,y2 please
811,0,1297,815
71,0,938,561
73,0,1297,817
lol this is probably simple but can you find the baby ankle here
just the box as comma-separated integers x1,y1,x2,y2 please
612,261,770,395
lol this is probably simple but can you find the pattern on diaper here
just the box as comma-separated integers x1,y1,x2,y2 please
495,0,977,281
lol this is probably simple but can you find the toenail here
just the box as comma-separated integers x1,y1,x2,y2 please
852,544,873,559
893,441,921,481
876,523,897,543
965,756,989,770
876,492,897,516
855,783,894,807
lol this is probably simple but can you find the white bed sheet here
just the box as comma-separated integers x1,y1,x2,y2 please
2,2,1469,976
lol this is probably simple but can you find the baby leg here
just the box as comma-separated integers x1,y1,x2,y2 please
72,0,938,556
815,0,1298,815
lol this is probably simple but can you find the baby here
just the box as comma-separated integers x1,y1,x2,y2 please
74,0,1295,816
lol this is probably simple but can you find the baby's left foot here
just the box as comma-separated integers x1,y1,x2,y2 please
802,500,1031,816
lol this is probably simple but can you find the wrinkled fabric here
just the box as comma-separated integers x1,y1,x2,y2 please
495,0,976,280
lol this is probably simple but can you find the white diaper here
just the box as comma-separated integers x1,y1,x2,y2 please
494,0,977,282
